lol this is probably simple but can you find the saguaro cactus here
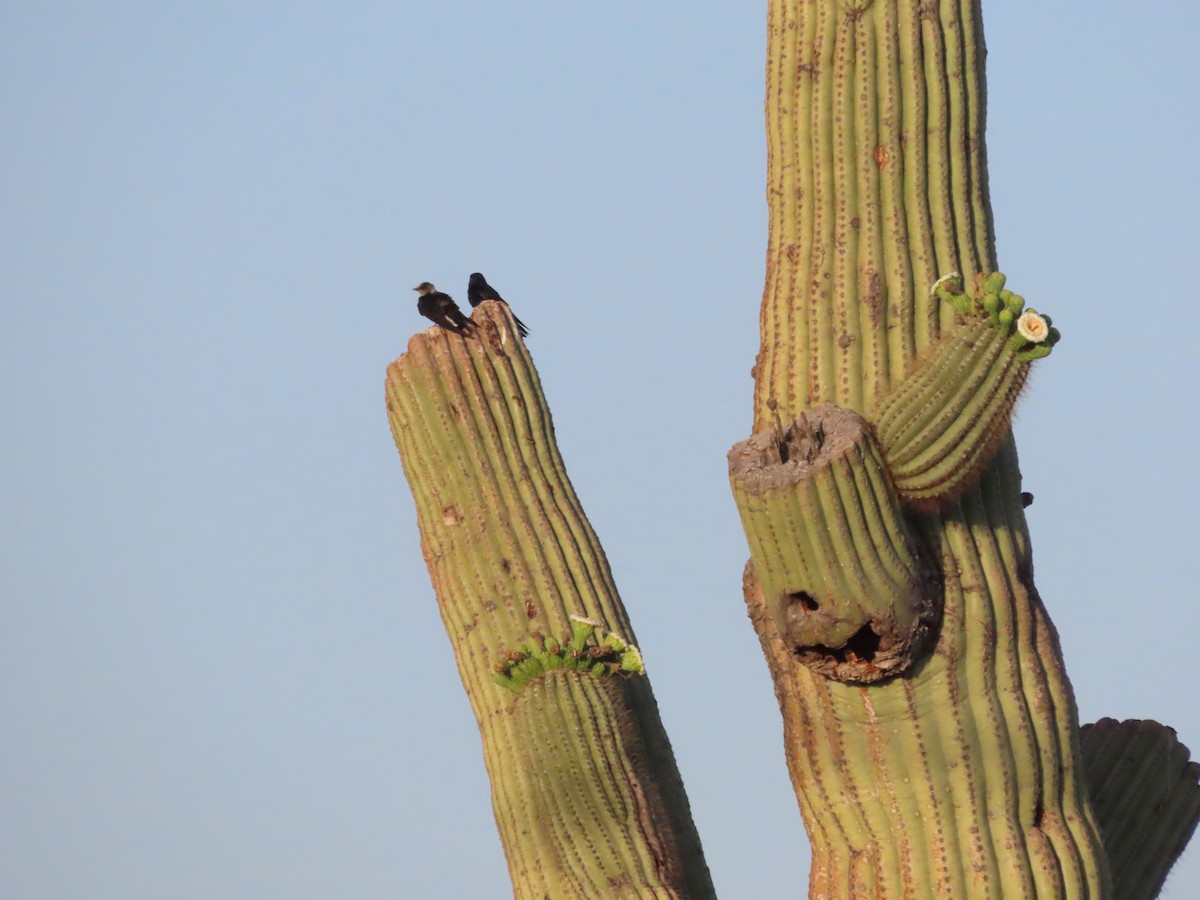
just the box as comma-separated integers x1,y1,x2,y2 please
731,0,1199,896
388,1,1198,897
386,305,715,898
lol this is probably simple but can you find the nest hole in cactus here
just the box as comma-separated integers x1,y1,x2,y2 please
797,622,884,666
788,590,820,612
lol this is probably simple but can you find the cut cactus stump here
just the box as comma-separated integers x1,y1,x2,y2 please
728,405,939,682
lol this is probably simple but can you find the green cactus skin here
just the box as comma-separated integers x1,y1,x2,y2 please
869,272,1060,508
1080,720,1200,900
507,674,696,898
728,405,939,682
747,1,1124,895
386,303,714,899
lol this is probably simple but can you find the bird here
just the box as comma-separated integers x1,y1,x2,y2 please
414,282,474,336
467,272,529,338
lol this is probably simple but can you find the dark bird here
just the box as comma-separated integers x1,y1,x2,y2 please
467,272,529,338
414,282,474,336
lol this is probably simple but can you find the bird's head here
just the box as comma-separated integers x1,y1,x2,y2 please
413,282,436,295
468,273,485,285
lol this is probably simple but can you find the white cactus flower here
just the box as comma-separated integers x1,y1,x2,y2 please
1016,310,1049,343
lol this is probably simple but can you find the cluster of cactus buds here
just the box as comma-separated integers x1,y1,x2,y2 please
493,615,645,694
932,271,1061,361
871,271,1060,508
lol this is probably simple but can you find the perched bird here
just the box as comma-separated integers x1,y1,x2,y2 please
414,282,474,336
467,272,529,338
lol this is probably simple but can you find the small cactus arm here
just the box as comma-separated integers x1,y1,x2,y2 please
386,302,714,899
869,271,1061,508
1080,719,1200,900
730,0,1199,897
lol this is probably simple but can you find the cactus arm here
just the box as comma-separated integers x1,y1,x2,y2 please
728,405,939,682
386,302,714,899
1080,719,1200,900
869,273,1060,507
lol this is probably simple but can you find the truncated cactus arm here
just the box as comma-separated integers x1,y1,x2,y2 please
386,303,714,899
729,405,940,682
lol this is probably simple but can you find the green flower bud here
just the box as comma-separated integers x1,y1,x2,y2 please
982,272,1007,294
620,646,645,675
1003,291,1025,315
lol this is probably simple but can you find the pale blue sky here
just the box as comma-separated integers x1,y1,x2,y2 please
3,2,1198,897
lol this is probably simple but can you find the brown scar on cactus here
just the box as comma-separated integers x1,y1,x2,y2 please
867,271,1061,509
728,405,941,683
